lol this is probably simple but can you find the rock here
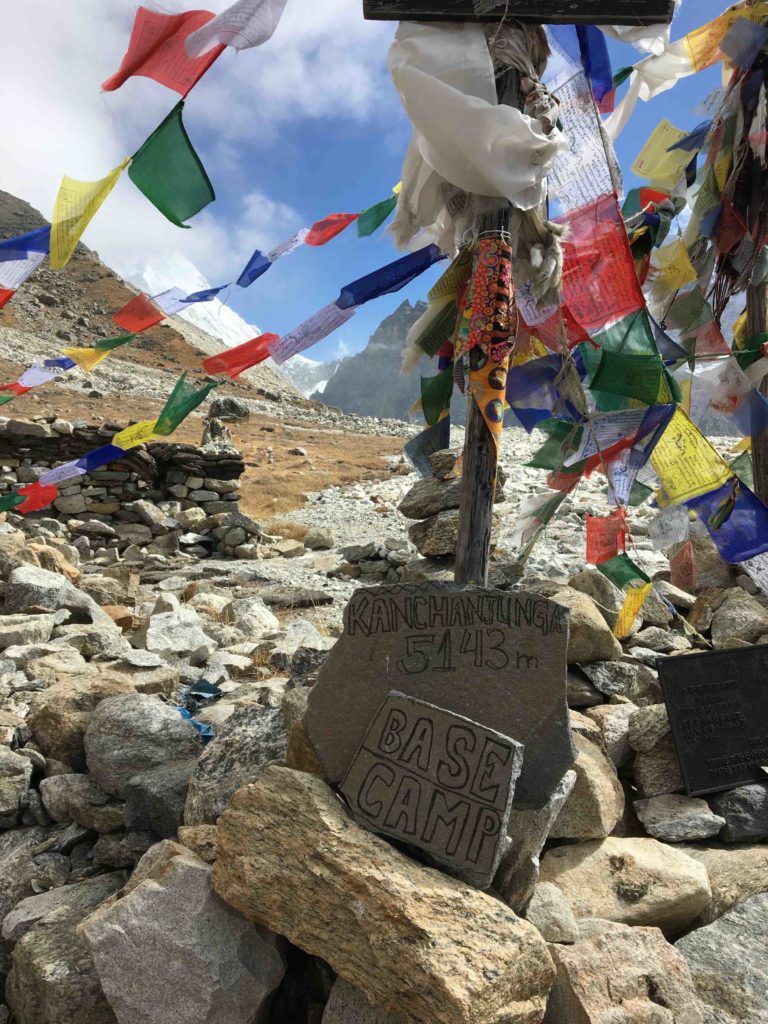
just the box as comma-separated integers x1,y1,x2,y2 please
525,882,579,944
566,669,604,708
628,703,670,752
322,977,404,1023
688,536,736,591
81,845,285,1024
184,706,288,826
408,509,466,558
710,588,768,647
305,583,574,808
634,734,685,798
640,585,675,628
675,892,768,1024
339,691,524,889
0,747,32,826
545,925,704,1023
634,794,726,843
584,703,637,769
134,606,216,665
85,694,202,797
4,564,117,630
548,588,623,664
2,872,124,944
679,843,768,924
655,580,696,610
549,733,624,840
579,659,661,705
213,766,555,1024
230,597,280,637
5,871,124,1024
540,836,711,935
178,824,218,863
27,672,136,771
188,592,234,623
708,782,768,842
124,759,197,838
568,567,624,630
628,626,691,653
93,830,155,868
39,774,124,833
126,499,177,533
303,527,335,550
209,396,251,420
80,575,132,607
399,472,504,521
494,770,576,913
273,538,305,558
0,613,58,649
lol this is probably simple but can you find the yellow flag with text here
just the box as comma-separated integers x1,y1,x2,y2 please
50,158,130,269
61,347,110,373
614,582,651,639
650,408,731,503
113,419,160,450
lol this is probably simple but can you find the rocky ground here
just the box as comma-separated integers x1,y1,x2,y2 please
0,406,765,1024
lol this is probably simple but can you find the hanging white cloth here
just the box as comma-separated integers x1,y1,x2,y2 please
185,0,288,57
604,37,695,140
600,22,671,56
389,22,566,250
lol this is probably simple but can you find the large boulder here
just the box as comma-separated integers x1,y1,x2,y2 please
710,588,768,647
544,925,704,1023
213,766,555,1024
81,844,285,1024
634,794,726,843
4,564,117,630
0,748,33,828
134,598,216,665
39,774,124,834
548,589,623,664
5,872,124,1024
85,694,202,797
708,782,768,842
549,733,624,840
0,613,59,649
680,843,768,924
540,837,711,935
123,760,197,838
323,978,404,1023
184,706,287,826
675,892,768,1024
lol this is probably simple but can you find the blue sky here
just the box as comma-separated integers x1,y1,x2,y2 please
0,1,728,363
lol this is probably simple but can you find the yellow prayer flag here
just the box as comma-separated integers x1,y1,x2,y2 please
614,583,651,639
113,419,160,451
392,182,402,195
650,408,731,503
679,377,692,416
714,153,732,192
685,3,768,72
652,239,698,293
730,436,752,454
50,158,130,270
61,347,110,373
631,121,692,189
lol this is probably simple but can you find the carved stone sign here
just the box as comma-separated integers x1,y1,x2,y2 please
659,645,768,796
341,691,524,887
304,583,573,807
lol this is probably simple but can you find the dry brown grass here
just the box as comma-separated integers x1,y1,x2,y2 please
265,519,309,541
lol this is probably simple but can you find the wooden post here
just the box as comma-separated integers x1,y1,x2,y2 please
454,67,521,586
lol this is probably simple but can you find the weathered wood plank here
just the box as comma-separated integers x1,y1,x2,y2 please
364,0,675,24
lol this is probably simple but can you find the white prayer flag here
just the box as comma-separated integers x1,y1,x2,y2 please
185,0,289,57
271,303,355,365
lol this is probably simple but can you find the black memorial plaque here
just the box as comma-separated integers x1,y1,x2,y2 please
659,645,768,797
363,0,676,26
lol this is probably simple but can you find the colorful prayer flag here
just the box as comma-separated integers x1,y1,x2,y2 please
155,373,220,436
185,0,289,56
50,159,130,269
113,294,165,332
631,120,693,189
237,249,272,288
598,552,650,589
650,408,731,503
304,214,359,247
112,420,160,450
614,582,651,638
77,445,125,473
0,226,50,302
201,334,277,378
102,7,224,95
269,304,356,364
16,482,58,515
420,366,454,427
357,195,397,238
129,102,214,228
337,245,446,310
586,511,627,565
669,539,697,590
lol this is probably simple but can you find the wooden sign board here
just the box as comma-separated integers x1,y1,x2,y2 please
364,0,676,25
659,645,768,797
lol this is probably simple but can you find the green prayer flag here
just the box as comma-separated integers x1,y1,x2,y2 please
667,287,714,334
613,66,634,87
526,419,583,470
129,101,215,228
598,552,650,588
357,195,397,238
420,366,454,427
155,373,220,437
0,493,24,512
734,332,768,370
415,303,459,358
590,351,666,405
94,333,136,353
730,450,755,490
628,481,654,506
0,394,16,408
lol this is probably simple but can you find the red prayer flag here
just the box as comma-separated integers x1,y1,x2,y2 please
16,482,58,515
0,382,30,396
113,293,165,333
670,540,697,591
201,334,278,379
0,289,15,310
586,510,627,564
102,7,225,96
527,303,591,351
559,195,645,334
304,214,359,247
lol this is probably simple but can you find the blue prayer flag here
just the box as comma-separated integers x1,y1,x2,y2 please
337,245,446,310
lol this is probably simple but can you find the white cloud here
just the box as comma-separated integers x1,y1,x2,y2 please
0,0,398,286
335,337,351,359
